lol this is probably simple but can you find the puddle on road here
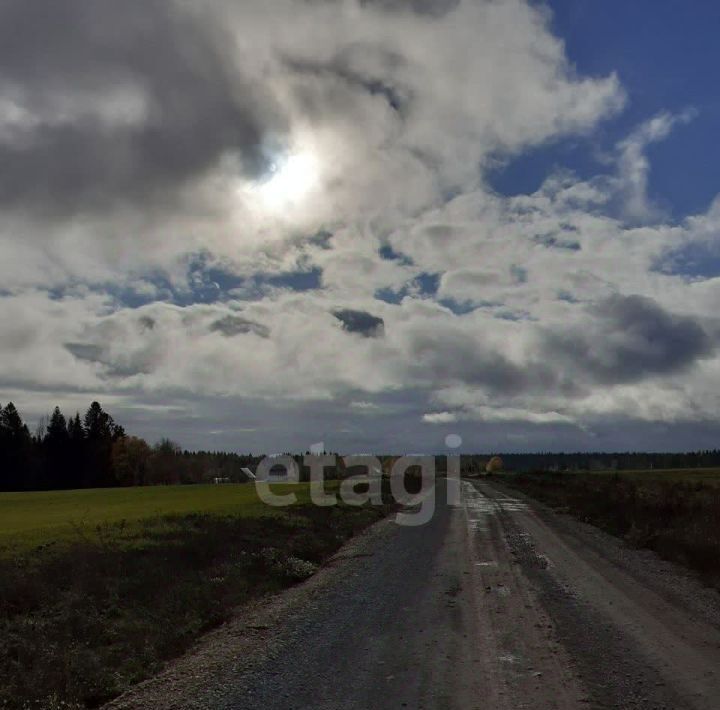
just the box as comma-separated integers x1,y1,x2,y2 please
462,482,528,533
498,653,519,664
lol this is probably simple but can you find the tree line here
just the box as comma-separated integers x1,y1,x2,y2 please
464,451,720,473
5,399,720,491
0,401,261,491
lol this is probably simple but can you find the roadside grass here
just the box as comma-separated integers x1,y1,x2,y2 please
499,471,720,591
0,481,394,710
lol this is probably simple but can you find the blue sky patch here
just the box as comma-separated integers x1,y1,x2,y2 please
375,271,439,304
489,0,720,219
655,242,720,279
379,243,414,265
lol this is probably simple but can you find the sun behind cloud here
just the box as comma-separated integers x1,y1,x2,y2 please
251,151,320,212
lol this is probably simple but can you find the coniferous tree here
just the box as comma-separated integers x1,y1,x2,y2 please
44,407,71,489
0,402,6,490
68,412,84,440
2,402,28,438
83,402,125,487
84,401,112,441
46,407,68,441
66,412,86,489
0,403,32,490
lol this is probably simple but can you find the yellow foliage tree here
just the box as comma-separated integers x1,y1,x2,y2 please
485,456,504,474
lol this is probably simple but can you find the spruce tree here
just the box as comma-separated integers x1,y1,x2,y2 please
0,403,31,490
46,407,69,443
83,402,117,487
44,407,71,489
68,413,85,442
66,412,86,489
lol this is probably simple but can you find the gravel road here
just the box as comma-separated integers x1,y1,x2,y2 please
107,479,720,710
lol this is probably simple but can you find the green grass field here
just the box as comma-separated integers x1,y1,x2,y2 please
0,482,336,551
0,481,388,709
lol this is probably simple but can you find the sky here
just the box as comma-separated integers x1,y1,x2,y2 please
2,0,720,454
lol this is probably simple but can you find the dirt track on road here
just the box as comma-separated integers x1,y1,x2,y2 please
107,479,720,709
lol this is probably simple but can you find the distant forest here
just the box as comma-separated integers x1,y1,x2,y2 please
0,401,260,492
2,401,720,491
463,451,720,474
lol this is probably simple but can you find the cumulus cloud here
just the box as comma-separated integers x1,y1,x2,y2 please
2,0,719,450
0,0,285,214
422,411,458,424
616,110,696,222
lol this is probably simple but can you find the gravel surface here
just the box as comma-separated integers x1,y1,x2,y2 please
105,479,720,710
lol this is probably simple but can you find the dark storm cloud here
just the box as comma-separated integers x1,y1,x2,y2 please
209,315,270,338
542,295,714,384
64,341,155,377
64,342,104,363
334,309,385,337
0,0,284,212
408,331,571,396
